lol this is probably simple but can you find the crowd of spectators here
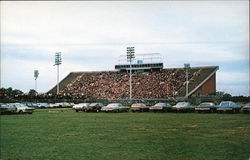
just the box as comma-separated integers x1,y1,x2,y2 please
61,68,198,99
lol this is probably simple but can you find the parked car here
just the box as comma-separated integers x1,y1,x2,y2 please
216,101,241,113
54,102,72,108
14,103,35,114
55,102,63,108
149,103,172,112
24,102,39,108
72,103,90,112
63,102,74,108
195,102,216,113
37,103,51,108
242,103,250,114
101,103,129,113
130,103,149,112
172,102,195,112
48,103,59,108
0,103,17,114
69,103,75,108
85,103,104,112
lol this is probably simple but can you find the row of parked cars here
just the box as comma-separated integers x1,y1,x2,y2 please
25,102,75,108
0,103,35,114
0,102,75,114
72,101,250,114
1,101,249,115
73,103,129,113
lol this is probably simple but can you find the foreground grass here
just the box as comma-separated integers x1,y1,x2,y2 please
0,109,249,160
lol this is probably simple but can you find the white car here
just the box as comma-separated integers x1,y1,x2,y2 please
72,103,90,112
0,103,17,114
14,103,35,114
55,102,72,108
48,103,59,108
101,103,129,113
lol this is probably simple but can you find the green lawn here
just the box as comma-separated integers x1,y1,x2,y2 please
0,109,249,160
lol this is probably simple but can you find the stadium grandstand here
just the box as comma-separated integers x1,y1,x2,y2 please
48,53,219,99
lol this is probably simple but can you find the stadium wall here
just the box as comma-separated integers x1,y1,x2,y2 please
193,73,216,96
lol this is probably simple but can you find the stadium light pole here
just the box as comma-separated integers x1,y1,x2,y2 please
166,83,168,97
54,52,62,95
0,48,1,88
184,63,190,98
127,47,135,100
34,70,39,92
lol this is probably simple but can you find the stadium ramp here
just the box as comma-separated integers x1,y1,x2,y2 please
48,72,83,93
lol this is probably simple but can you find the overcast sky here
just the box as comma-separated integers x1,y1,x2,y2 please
1,1,249,96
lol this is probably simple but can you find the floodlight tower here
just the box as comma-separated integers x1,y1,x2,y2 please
34,70,39,92
0,51,2,88
0,49,1,88
54,52,62,94
184,63,190,98
127,47,135,100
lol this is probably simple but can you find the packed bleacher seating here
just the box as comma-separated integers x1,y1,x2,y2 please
48,66,218,99
59,68,196,99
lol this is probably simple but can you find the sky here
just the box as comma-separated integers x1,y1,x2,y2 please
0,1,249,96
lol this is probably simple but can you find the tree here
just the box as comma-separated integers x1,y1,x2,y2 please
223,93,232,98
13,89,23,95
6,87,13,96
28,89,38,96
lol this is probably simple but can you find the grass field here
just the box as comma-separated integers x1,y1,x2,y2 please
0,108,249,160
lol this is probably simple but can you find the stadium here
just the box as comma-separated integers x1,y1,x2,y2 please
1,2,249,160
49,53,219,100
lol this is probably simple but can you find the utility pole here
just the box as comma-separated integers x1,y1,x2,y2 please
126,47,135,100
54,52,62,94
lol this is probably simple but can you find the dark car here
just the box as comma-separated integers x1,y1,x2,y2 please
149,103,172,112
195,102,216,113
85,103,104,112
242,103,250,114
216,101,241,113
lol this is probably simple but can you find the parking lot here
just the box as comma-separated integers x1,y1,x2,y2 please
1,108,249,160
